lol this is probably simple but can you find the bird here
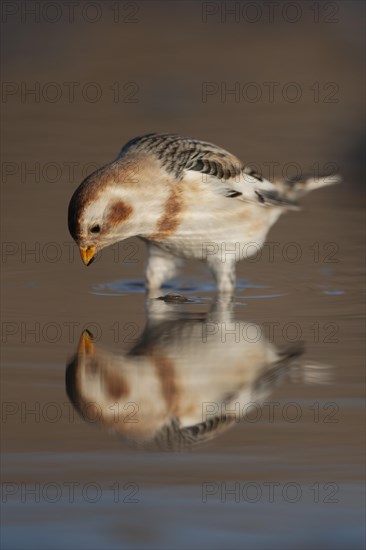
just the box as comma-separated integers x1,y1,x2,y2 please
68,133,341,293
65,300,331,450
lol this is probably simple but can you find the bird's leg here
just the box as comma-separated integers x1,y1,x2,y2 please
208,295,234,323
145,244,182,294
208,258,236,295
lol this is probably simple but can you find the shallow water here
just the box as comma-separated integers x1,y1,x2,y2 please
2,186,365,549
2,3,365,548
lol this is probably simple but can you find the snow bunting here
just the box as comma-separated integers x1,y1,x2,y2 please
68,133,340,293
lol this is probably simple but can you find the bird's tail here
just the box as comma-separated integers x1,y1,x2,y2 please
235,170,341,209
280,173,342,201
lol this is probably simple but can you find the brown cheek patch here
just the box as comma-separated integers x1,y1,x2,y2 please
151,187,183,240
104,371,130,400
108,200,133,226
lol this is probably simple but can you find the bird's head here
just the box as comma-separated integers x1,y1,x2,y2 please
68,164,136,265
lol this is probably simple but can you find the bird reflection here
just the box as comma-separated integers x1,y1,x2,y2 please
65,298,329,450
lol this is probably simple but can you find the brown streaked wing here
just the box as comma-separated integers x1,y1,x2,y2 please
119,133,244,180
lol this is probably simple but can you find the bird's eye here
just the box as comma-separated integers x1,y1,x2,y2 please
90,224,101,233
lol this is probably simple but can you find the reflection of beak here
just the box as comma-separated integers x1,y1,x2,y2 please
79,246,96,266
79,330,94,355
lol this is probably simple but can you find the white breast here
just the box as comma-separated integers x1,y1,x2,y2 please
152,177,283,262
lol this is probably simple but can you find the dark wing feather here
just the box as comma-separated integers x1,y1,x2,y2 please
119,133,245,181
152,415,236,450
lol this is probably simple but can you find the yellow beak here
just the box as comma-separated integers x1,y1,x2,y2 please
79,246,96,266
79,330,94,355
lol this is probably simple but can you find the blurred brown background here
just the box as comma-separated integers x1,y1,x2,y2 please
2,0,365,218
